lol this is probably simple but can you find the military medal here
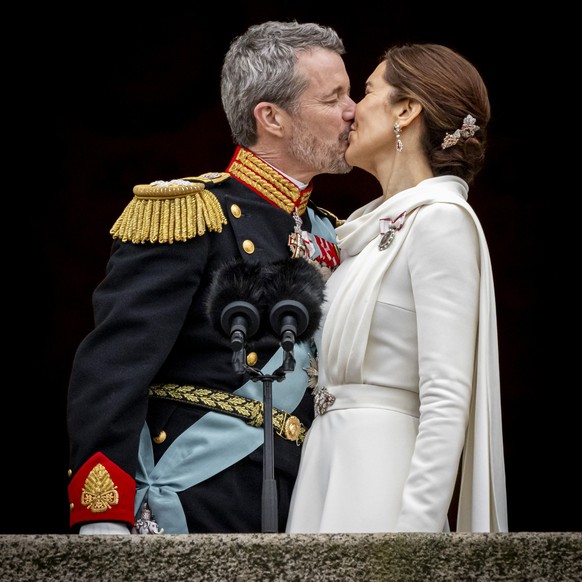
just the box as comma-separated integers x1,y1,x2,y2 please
288,208,308,259
288,208,340,274
379,211,407,250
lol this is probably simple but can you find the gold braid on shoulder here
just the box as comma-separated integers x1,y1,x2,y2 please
110,178,228,244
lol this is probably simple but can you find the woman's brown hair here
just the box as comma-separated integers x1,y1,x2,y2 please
383,43,490,184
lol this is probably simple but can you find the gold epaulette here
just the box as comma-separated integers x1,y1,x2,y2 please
110,175,229,244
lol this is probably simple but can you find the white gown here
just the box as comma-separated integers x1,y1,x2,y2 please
286,176,507,533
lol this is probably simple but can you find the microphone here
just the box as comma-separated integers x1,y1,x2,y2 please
263,258,326,370
205,259,266,373
206,257,326,373
220,301,260,352
270,300,308,353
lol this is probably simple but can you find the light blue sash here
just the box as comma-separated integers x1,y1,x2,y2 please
307,206,336,241
135,343,312,533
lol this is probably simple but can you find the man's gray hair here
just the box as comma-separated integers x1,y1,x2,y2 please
221,21,346,148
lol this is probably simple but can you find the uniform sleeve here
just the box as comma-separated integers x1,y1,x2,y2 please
396,203,480,531
67,236,209,528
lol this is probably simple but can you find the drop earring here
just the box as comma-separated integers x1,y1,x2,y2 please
394,123,403,153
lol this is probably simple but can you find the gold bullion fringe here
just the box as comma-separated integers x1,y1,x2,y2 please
110,189,227,244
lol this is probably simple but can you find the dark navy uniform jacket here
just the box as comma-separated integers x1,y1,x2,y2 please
67,147,341,533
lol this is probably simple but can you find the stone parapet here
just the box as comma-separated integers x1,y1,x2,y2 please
1,532,580,581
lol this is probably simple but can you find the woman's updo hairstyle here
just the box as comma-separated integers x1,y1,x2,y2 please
383,43,490,184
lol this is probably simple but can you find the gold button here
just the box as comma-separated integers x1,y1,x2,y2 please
246,351,258,366
70,503,74,511
242,240,255,254
230,204,242,218
153,430,167,444
67,469,72,478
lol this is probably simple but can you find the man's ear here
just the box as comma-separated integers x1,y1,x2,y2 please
254,102,286,137
395,99,423,130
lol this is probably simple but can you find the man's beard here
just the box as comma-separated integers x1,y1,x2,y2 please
288,117,352,175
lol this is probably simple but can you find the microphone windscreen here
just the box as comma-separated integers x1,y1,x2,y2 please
262,258,326,342
205,259,268,338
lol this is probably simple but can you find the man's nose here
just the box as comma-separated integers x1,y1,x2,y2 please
343,97,356,121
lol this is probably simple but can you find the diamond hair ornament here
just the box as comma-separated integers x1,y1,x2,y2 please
441,114,480,149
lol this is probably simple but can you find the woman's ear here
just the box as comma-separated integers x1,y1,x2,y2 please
395,99,423,130
254,102,285,137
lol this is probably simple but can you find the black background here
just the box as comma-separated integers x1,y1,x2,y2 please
13,6,573,534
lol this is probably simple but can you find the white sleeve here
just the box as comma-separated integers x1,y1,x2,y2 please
79,522,131,535
396,203,480,532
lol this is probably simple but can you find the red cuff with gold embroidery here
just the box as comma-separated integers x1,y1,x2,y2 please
68,452,136,528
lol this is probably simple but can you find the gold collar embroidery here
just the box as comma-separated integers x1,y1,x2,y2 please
227,147,312,216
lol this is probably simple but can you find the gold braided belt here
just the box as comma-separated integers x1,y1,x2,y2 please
148,383,306,445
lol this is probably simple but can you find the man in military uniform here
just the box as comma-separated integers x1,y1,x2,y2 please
67,21,355,534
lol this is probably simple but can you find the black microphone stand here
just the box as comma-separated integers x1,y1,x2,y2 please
213,259,323,532
222,297,306,532
243,362,287,533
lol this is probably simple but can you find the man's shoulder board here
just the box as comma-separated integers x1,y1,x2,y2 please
315,206,345,227
182,172,231,185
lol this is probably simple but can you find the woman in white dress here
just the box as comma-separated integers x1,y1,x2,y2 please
286,43,508,533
